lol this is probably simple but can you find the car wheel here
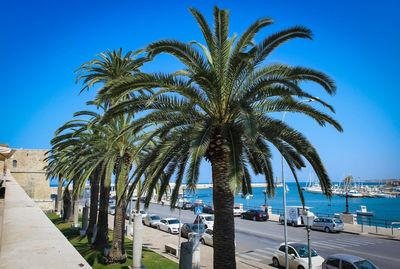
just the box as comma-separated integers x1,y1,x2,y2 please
298,266,305,269
291,221,295,226
324,227,330,233
272,257,280,268
241,215,244,219
201,238,205,245
204,225,208,229
168,228,172,233
253,216,257,221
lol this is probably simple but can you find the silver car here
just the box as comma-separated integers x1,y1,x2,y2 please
201,228,213,246
143,214,162,227
311,217,344,233
322,254,379,269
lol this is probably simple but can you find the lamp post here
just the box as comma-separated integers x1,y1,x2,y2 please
281,98,316,269
262,188,267,211
304,211,314,269
178,186,184,259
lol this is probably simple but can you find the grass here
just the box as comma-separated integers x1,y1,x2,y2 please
47,213,178,269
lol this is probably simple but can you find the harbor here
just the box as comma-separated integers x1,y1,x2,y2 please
172,181,400,222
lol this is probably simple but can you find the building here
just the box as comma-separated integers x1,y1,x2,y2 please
0,148,53,211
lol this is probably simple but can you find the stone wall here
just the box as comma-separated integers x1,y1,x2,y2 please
1,149,53,210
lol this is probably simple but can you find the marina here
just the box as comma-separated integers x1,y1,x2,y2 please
176,182,400,222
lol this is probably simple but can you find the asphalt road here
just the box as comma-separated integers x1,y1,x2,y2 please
140,203,400,268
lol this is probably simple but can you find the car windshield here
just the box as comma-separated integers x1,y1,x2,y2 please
293,245,318,258
234,207,240,209
205,216,214,221
168,219,180,224
334,219,343,223
354,260,377,269
192,225,205,232
151,216,160,220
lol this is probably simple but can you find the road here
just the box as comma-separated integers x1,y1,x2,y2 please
139,202,400,268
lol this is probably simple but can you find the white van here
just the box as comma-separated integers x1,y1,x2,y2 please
279,206,315,226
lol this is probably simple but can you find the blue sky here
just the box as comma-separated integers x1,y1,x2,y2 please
1,0,399,183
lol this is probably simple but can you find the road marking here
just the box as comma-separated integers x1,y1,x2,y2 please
263,246,279,253
252,249,272,257
237,253,262,262
336,238,374,245
315,241,346,248
312,241,342,249
327,240,362,247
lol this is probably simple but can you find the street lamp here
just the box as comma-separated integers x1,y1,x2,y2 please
281,98,316,269
303,211,314,269
177,186,185,259
262,188,268,211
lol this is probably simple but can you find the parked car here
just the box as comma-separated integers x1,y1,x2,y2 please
108,205,116,215
322,254,379,269
233,205,242,216
157,218,182,234
272,242,324,269
201,228,214,246
180,223,205,238
126,209,148,220
190,202,204,211
194,214,214,229
240,209,268,221
182,202,193,210
203,205,214,214
143,214,162,228
312,217,344,233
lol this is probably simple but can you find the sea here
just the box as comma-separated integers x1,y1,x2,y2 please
51,181,400,223
185,182,400,222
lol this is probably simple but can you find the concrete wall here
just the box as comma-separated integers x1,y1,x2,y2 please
1,149,53,211
0,173,91,269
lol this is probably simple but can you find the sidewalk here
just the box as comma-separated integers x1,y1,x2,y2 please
0,173,91,269
108,214,273,269
268,213,400,241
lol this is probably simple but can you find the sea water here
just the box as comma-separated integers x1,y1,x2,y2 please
187,182,400,222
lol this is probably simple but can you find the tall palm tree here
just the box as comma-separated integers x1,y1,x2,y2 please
98,6,342,268
74,49,150,253
343,175,353,213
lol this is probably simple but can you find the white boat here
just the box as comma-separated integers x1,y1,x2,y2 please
356,205,374,216
303,183,323,194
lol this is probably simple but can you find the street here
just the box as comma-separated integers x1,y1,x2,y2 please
140,203,400,268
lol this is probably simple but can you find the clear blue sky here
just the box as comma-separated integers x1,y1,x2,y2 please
1,0,399,183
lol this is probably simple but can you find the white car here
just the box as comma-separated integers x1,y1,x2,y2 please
126,209,148,220
143,214,161,228
108,205,116,215
194,214,214,229
233,206,242,216
157,218,182,234
201,228,213,246
272,242,324,269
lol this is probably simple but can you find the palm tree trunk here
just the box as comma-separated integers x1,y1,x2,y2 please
211,150,236,269
56,176,63,215
87,172,99,242
63,188,72,222
72,193,79,226
108,186,127,263
92,170,110,249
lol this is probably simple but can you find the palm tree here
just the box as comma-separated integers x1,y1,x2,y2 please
98,6,342,268
74,49,150,254
343,175,353,213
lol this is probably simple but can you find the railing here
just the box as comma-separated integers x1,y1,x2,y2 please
270,207,400,232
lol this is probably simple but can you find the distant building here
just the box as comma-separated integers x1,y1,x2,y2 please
0,148,53,211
